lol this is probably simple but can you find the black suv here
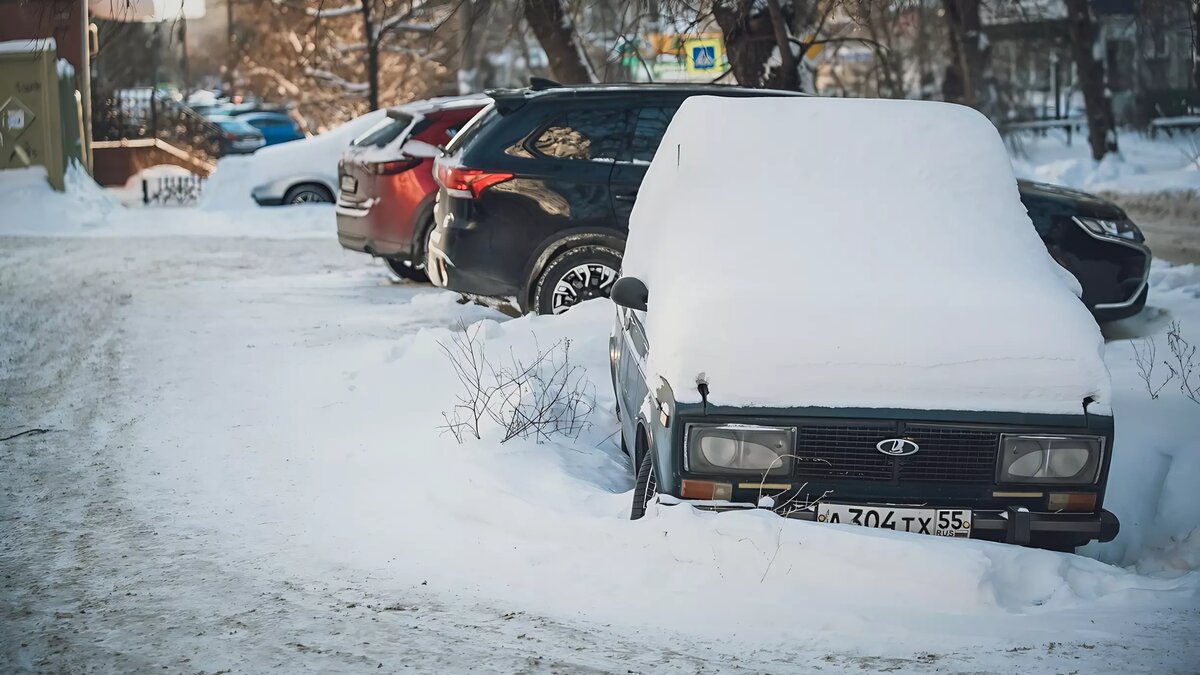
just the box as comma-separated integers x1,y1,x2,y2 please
429,83,1150,319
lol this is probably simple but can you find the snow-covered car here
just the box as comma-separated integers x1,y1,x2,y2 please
200,110,387,208
610,96,1119,552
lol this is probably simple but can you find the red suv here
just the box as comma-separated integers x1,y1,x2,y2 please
336,97,485,280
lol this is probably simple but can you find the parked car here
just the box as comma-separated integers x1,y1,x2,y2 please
1017,180,1151,322
336,96,486,281
609,95,1119,552
207,115,266,156
427,82,1150,320
237,110,388,206
236,111,305,146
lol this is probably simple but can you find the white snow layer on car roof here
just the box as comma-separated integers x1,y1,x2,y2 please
620,96,1111,415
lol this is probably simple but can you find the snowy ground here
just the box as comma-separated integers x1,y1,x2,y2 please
2,169,1199,673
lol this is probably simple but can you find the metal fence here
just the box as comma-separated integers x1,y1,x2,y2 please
142,175,206,206
92,87,223,163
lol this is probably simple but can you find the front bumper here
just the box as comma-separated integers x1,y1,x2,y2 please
661,497,1119,547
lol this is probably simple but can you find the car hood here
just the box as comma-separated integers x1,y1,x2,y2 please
1017,180,1126,219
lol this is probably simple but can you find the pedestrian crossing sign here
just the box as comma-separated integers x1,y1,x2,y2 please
685,38,723,73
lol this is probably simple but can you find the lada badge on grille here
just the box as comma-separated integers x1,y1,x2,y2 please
876,438,920,456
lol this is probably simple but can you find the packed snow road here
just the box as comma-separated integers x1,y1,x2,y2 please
0,237,698,673
2,231,1199,673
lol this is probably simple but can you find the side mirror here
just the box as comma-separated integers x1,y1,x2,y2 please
610,276,648,311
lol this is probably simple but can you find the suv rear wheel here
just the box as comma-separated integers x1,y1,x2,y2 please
533,245,621,315
384,257,427,282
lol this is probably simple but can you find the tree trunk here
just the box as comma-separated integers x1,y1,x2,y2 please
457,0,493,93
361,0,380,110
1065,0,1117,160
522,0,595,84
940,0,995,116
764,0,800,89
711,0,802,90
1193,0,1199,93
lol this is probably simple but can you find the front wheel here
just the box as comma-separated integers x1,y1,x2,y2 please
283,183,333,205
532,245,621,315
630,450,657,520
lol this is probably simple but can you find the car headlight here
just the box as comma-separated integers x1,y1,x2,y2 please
1073,216,1144,242
686,424,794,476
998,434,1104,484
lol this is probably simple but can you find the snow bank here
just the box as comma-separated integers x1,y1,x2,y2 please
0,165,118,235
1010,131,1200,194
1088,262,1200,573
0,165,332,238
199,109,387,210
122,275,1199,661
622,96,1109,414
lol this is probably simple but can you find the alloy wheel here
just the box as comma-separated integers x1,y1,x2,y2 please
551,263,617,314
290,190,327,204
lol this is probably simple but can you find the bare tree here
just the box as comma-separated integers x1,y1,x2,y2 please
940,0,998,117
522,0,597,83
1064,0,1118,160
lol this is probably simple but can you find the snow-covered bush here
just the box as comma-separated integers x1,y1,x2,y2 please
438,321,595,444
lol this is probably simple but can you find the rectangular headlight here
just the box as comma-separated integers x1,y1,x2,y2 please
686,424,795,476
998,434,1104,484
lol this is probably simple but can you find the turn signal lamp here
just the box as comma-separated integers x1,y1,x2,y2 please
681,480,732,500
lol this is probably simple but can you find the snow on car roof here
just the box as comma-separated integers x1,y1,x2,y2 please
620,96,1110,414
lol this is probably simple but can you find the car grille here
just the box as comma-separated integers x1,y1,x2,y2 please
793,423,999,484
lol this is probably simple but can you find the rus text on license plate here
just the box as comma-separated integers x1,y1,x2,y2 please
816,503,971,538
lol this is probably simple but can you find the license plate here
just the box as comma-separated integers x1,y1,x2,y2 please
340,175,357,193
816,503,971,538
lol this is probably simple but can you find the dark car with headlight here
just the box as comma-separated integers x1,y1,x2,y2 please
1018,180,1150,322
610,96,1120,552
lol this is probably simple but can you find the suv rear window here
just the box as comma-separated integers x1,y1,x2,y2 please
531,109,627,161
445,104,498,154
353,113,413,148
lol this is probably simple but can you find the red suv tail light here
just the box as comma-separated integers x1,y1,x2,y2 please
371,157,422,175
435,163,513,199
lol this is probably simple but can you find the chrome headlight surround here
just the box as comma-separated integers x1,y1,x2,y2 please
1073,216,1144,243
685,423,795,476
997,434,1105,485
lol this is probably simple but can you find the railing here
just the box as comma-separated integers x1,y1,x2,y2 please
142,175,206,206
92,87,223,163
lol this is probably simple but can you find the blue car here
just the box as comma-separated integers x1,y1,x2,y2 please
207,115,266,155
236,112,305,146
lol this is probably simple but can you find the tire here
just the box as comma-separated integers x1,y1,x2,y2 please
532,245,621,315
630,446,657,520
283,183,333,205
384,257,429,283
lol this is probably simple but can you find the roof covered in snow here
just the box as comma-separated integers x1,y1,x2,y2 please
620,96,1110,414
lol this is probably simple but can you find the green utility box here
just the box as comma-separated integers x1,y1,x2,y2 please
0,40,78,190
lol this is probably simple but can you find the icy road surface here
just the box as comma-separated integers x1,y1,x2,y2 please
2,234,1199,673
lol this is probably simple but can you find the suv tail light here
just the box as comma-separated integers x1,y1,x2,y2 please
436,163,513,199
371,157,422,175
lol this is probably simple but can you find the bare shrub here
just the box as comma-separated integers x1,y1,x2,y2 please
1131,337,1173,399
1165,321,1200,405
437,321,500,443
1131,321,1199,406
438,322,595,444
